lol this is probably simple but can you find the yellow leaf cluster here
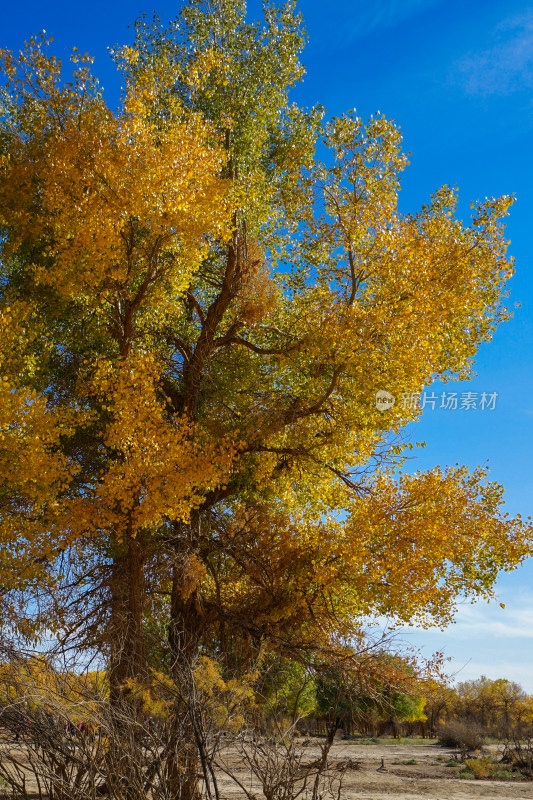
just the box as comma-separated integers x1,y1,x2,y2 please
0,38,231,312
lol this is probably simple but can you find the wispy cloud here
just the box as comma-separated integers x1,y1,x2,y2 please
347,0,442,39
391,589,533,690
397,589,533,639
454,10,533,95
428,604,533,639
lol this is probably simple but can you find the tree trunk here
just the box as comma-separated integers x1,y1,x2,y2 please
108,523,147,708
167,517,206,800
103,523,148,800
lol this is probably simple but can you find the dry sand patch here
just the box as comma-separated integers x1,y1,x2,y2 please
1,737,531,799
217,740,533,800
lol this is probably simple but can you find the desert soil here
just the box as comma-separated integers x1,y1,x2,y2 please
1,738,532,799
217,739,533,800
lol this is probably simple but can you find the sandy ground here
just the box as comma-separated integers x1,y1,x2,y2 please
1,738,532,799
324,741,533,800
216,740,533,800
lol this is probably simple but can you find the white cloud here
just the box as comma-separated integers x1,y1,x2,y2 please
454,10,533,95
391,589,533,690
374,587,533,638
426,595,533,639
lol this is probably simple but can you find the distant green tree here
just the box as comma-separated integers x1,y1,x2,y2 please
258,656,317,725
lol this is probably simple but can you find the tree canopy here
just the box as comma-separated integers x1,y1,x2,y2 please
0,0,531,754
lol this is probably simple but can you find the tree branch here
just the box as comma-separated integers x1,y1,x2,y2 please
214,335,303,356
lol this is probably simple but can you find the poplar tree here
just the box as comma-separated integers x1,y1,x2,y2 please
1,2,532,796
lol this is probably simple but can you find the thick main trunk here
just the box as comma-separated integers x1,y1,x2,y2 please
167,522,206,800
169,567,203,665
108,526,147,708
101,527,148,800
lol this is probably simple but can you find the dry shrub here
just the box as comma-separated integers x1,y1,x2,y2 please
502,738,533,778
0,648,230,800
0,662,197,800
216,720,352,800
0,648,351,800
437,718,486,754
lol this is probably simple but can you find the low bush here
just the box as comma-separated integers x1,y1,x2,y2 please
465,757,494,778
460,756,523,781
437,719,486,752
491,768,517,780
501,739,533,778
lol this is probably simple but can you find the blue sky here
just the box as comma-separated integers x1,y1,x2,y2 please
2,0,532,689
